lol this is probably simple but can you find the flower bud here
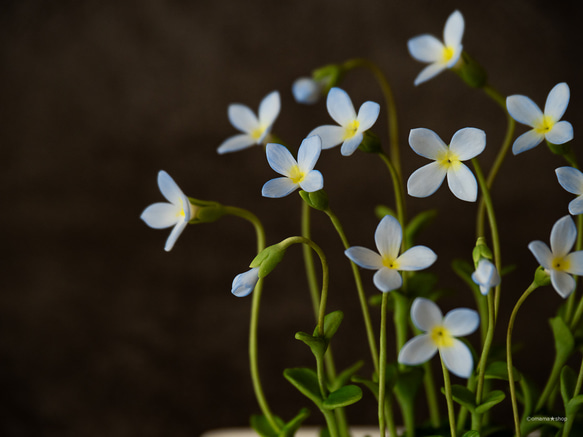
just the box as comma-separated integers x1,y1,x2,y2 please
188,198,226,224
312,64,345,94
292,77,322,105
249,242,288,278
534,266,551,288
453,52,487,89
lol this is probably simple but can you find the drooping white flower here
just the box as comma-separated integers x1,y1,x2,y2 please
471,259,500,296
407,10,464,86
528,215,583,298
398,297,479,378
141,170,195,252
217,91,281,154
231,268,260,297
407,127,486,202
345,215,437,293
308,87,380,156
507,83,573,155
292,77,322,105
556,166,583,215
262,135,324,198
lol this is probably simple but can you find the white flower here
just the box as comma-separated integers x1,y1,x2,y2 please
231,268,260,297
344,215,437,293
471,259,500,296
407,127,486,202
217,91,281,154
398,297,479,378
292,77,322,105
262,135,324,198
528,215,583,298
308,87,380,156
556,166,583,215
407,10,464,86
141,170,195,252
507,83,573,155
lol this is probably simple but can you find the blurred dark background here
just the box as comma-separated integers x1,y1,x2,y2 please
1,0,582,435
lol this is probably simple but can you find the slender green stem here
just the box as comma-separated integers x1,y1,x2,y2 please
567,214,583,327
378,292,389,437
562,354,583,437
440,355,457,437
423,360,441,429
379,152,406,228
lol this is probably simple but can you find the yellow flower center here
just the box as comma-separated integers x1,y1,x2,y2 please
343,120,360,139
436,149,461,170
442,46,455,63
251,126,265,141
382,256,399,270
535,115,555,135
431,325,454,348
289,165,305,184
552,256,570,272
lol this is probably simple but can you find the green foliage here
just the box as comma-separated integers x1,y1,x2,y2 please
358,130,382,154
295,331,327,360
322,385,363,409
461,432,480,437
484,361,521,382
474,390,505,414
284,368,323,407
300,189,329,211
560,365,577,407
330,361,364,392
250,414,285,437
550,316,575,362
374,204,396,221
250,243,287,278
405,209,438,245
277,409,311,437
447,384,476,412
394,366,425,405
453,52,487,88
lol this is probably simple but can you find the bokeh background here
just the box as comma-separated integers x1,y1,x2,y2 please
1,0,582,435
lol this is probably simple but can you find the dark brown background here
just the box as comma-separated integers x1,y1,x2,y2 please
1,0,582,435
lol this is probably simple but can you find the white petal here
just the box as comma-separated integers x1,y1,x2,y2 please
398,334,438,366
411,297,443,332
408,128,448,159
414,62,448,86
297,135,322,171
569,197,583,215
443,10,464,48
447,163,478,202
449,128,486,160
228,103,259,133
544,82,570,122
440,339,474,378
158,170,183,205
356,101,381,132
373,267,403,292
265,143,297,176
340,132,364,156
164,220,188,252
292,77,321,105
344,246,384,270
407,35,444,63
261,177,298,198
231,268,260,297
511,129,544,155
141,203,180,229
443,308,480,337
556,166,583,195
546,121,573,145
550,215,576,257
327,87,357,126
564,251,583,275
309,125,345,149
258,91,281,128
397,246,437,271
550,270,576,299
528,241,553,269
217,134,256,154
407,162,447,198
471,259,500,295
299,170,324,192
506,95,543,127
375,215,402,260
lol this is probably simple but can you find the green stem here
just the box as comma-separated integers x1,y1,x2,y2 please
562,354,583,437
567,214,583,328
441,355,457,437
379,152,406,229
423,360,441,430
378,292,389,437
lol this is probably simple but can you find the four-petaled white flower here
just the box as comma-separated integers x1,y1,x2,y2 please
528,215,583,298
407,10,464,86
407,127,486,202
262,135,324,198
471,259,500,296
556,166,583,215
344,215,437,293
506,82,573,155
308,87,380,156
398,297,479,378
141,170,195,252
231,268,260,297
217,91,281,154
292,77,322,105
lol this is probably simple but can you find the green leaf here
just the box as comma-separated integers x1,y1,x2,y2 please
550,316,574,363
323,385,363,409
407,271,438,298
295,331,327,359
475,390,505,414
315,310,344,342
566,394,583,418
330,361,364,392
444,384,476,412
250,414,285,437
278,408,310,437
351,375,379,399
561,365,577,408
394,367,425,405
374,205,396,221
405,209,437,244
461,432,480,437
284,368,323,407
484,361,521,382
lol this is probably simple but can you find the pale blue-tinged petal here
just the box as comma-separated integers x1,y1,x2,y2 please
299,170,324,192
512,129,544,155
228,103,259,133
258,91,281,128
443,308,479,337
164,220,188,252
231,268,260,297
544,82,570,122
409,128,448,159
407,35,444,63
407,162,447,198
443,10,464,48
546,120,573,145
556,166,583,195
158,170,183,205
397,246,437,271
440,338,474,378
449,127,486,160
327,87,357,126
375,215,402,260
528,241,553,269
297,135,322,171
447,163,478,202
292,77,321,105
550,269,576,299
373,267,403,292
471,259,500,295
341,132,364,156
217,133,255,154
550,215,576,257
265,143,297,176
398,334,438,366
309,125,345,149
141,203,180,229
411,297,443,332
345,246,384,270
414,62,448,86
564,251,583,275
261,177,298,198
356,101,381,132
506,95,543,127
569,197,583,215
